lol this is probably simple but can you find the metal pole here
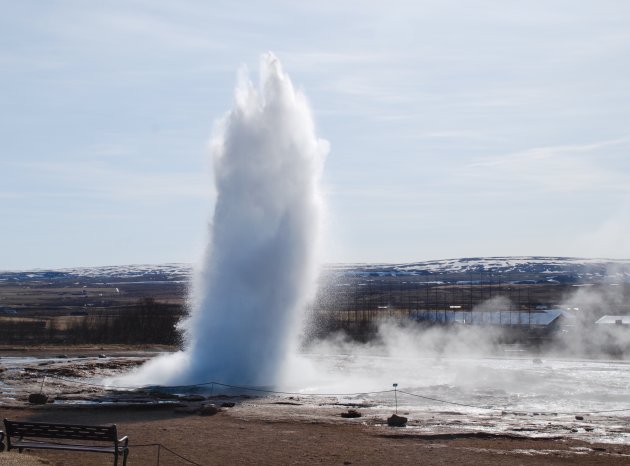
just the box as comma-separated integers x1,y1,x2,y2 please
393,383,398,414
40,371,47,394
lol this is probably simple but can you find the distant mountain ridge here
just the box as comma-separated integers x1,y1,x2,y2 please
330,256,630,279
1,257,629,284
0,263,192,283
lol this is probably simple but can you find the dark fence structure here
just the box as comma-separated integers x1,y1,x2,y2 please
0,298,185,346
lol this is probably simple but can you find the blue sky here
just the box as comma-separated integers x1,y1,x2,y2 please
2,1,630,269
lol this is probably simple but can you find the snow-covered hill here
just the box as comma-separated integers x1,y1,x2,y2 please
0,263,191,283
1,257,629,284
328,257,630,283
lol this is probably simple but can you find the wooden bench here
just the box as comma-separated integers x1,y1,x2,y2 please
3,419,129,465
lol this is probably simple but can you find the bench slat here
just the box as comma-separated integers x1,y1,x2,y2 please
12,441,121,453
5,420,117,441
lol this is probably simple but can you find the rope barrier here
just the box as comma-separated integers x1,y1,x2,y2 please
0,439,201,465
155,380,395,397
133,443,202,465
20,372,630,416
397,390,498,411
398,391,630,415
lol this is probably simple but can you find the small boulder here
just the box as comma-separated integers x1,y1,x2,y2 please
575,415,584,421
387,414,407,427
221,402,236,408
341,409,362,418
28,393,48,404
199,404,220,416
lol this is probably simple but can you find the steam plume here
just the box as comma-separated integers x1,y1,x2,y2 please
118,53,328,386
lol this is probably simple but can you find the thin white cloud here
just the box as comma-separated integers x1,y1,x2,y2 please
411,130,506,143
4,160,213,202
32,2,224,53
280,51,390,69
463,136,630,194
95,11,223,51
573,200,630,259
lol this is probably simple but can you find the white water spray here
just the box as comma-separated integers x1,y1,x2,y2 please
118,53,328,387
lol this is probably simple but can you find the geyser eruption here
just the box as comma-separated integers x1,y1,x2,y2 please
121,53,328,386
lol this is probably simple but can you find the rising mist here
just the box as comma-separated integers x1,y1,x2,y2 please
115,53,328,387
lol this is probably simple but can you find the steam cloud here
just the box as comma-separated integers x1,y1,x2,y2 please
117,53,328,387
111,54,628,395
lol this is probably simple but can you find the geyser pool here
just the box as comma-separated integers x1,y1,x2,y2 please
116,53,328,387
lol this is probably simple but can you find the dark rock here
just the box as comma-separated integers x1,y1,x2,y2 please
387,414,407,427
149,392,180,400
221,402,236,408
532,358,543,365
173,406,199,414
341,409,362,418
199,404,220,416
575,415,584,420
98,354,107,358
179,394,206,402
56,354,69,359
28,393,48,404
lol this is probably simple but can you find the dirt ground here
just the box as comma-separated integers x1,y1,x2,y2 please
2,346,630,465
2,403,630,465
